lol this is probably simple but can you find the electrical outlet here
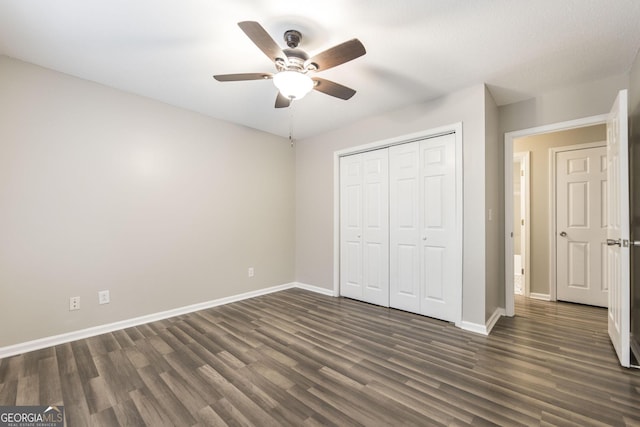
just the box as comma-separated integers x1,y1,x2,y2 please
248,267,254,278
69,296,80,311
98,290,110,305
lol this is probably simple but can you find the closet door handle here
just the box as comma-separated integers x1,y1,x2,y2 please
559,231,567,237
606,238,621,247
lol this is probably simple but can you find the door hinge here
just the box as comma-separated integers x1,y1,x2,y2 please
521,219,524,226
520,169,524,176
521,268,525,275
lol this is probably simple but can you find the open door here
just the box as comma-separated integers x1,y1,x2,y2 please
606,89,631,367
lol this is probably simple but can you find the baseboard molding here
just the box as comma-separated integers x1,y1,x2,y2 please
529,293,551,301
485,308,506,334
1,282,341,359
293,282,337,297
458,307,505,336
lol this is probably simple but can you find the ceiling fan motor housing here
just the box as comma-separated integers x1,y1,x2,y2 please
284,29,302,48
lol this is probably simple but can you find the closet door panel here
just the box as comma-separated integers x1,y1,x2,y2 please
340,154,364,299
340,149,389,306
390,142,420,312
362,150,389,306
419,134,459,322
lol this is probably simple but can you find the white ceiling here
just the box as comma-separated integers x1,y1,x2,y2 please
1,0,639,139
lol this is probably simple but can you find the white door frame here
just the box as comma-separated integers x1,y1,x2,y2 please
333,123,463,321
548,141,606,303
504,115,607,316
513,151,530,296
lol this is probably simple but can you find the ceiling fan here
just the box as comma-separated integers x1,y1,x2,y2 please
213,21,366,108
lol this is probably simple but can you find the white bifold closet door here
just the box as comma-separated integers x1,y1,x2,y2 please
389,134,458,322
339,133,459,323
339,148,390,306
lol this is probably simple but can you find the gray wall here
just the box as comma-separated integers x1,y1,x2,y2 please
0,56,295,347
499,74,629,135
296,84,490,327
2,50,635,350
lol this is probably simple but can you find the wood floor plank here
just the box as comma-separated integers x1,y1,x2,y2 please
1,290,640,426
137,365,197,426
195,404,230,427
37,356,62,406
15,373,39,405
111,398,146,426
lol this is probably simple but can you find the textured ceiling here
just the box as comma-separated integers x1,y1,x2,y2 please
1,0,639,139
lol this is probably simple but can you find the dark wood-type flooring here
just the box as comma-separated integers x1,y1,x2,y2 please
1,289,640,426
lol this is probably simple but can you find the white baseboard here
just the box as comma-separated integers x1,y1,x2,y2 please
529,293,551,301
485,307,506,334
293,282,337,297
458,307,505,336
1,282,340,359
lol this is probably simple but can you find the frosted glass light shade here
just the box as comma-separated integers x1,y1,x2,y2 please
273,71,314,100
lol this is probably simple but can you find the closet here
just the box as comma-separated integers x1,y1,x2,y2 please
339,132,461,323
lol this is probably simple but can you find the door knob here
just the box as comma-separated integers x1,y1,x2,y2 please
607,238,621,247
559,231,567,237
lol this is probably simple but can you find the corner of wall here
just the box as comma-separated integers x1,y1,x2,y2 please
484,86,503,321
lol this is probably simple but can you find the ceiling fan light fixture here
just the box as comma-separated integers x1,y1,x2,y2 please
273,71,314,100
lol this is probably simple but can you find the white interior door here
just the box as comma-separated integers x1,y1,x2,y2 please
556,146,608,307
606,90,630,367
389,134,459,322
339,149,389,306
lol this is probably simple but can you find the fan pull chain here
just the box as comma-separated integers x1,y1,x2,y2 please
288,100,295,147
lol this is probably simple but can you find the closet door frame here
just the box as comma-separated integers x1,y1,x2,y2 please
333,123,464,326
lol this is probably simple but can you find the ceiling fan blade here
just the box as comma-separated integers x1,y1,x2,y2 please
305,39,366,71
312,78,356,100
213,73,273,82
238,21,288,64
275,92,291,108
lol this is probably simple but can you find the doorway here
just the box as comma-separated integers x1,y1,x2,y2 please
504,116,608,316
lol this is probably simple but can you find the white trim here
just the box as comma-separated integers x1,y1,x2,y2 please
548,141,606,302
504,114,608,317
458,321,489,335
486,308,506,334
333,153,341,299
459,308,505,336
529,293,552,301
333,123,464,326
0,282,337,359
294,282,337,297
513,151,531,297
